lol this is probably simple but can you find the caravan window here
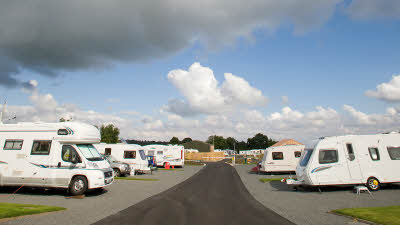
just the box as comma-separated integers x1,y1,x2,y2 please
346,143,355,161
124,151,136,159
31,141,52,155
300,149,313,166
387,147,400,160
294,151,301,158
4,140,23,150
368,148,380,161
272,152,284,160
105,148,112,155
157,151,163,155
139,150,146,160
62,145,82,163
148,150,154,156
319,149,338,164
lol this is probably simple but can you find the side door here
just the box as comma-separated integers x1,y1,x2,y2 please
343,143,363,183
48,145,84,187
315,146,350,185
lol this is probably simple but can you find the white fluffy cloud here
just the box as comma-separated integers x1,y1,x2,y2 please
366,75,400,102
347,0,400,20
165,62,268,116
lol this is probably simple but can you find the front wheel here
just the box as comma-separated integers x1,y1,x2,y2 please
69,176,88,196
367,177,380,191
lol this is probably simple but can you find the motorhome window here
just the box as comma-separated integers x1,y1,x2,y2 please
157,151,163,155
77,144,103,161
139,150,146,160
4,140,23,150
387,147,400,160
124,151,136,159
105,148,112,155
319,149,338,164
368,148,380,161
300,149,313,166
148,150,154,156
346,143,355,161
294,151,301,158
31,141,52,155
57,129,69,135
272,152,284,160
62,145,82,163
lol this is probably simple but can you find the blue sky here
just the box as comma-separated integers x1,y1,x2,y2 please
1,0,400,144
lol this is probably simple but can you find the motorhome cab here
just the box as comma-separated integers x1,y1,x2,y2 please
0,122,113,195
287,133,400,191
260,143,305,173
144,145,184,168
94,143,150,175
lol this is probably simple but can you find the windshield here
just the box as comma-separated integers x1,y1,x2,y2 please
105,155,118,163
300,149,313,167
139,150,146,160
77,144,103,161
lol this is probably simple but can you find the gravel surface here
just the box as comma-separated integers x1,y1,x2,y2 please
93,162,294,225
235,164,400,225
0,166,203,225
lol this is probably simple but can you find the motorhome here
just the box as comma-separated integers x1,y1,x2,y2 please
260,144,305,173
143,145,184,168
0,122,113,196
286,133,400,191
94,143,150,175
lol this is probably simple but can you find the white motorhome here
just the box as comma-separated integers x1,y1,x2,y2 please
287,133,400,191
0,122,113,195
144,145,184,167
260,144,305,173
94,143,150,175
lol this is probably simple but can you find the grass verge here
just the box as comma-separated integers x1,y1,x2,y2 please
259,178,283,183
332,206,400,225
114,177,159,181
0,202,65,219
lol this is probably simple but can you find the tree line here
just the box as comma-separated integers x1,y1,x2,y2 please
97,124,277,152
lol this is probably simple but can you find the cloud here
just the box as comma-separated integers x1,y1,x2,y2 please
365,74,400,102
347,0,400,20
165,62,267,116
0,0,344,87
281,96,289,104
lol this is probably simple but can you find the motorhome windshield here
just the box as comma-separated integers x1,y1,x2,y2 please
300,149,313,167
77,144,103,161
139,150,146,160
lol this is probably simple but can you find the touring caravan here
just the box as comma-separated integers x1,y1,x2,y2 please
144,145,184,168
94,143,150,175
286,133,400,191
0,122,113,195
260,144,305,173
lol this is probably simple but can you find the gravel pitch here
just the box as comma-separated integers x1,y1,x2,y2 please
235,164,400,225
0,166,203,225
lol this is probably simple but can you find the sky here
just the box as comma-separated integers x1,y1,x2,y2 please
1,0,400,146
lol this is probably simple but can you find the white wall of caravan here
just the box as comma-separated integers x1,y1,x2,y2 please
94,143,150,175
260,145,304,173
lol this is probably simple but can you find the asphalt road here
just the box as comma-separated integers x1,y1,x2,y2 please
92,162,294,225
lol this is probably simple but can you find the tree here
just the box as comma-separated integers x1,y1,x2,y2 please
100,124,120,144
247,133,276,149
226,137,238,152
170,137,180,145
181,137,193,144
206,135,228,149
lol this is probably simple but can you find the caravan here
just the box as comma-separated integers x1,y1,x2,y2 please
287,133,400,191
0,122,113,195
94,143,150,175
260,144,305,173
144,145,184,168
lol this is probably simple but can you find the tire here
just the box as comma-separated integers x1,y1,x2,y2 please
69,176,88,196
113,168,121,177
367,177,380,191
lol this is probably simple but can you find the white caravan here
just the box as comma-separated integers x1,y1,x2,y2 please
260,145,305,173
287,133,400,191
94,143,150,175
144,145,184,167
0,122,113,195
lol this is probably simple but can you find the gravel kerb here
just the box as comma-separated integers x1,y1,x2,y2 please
0,165,204,225
235,164,400,225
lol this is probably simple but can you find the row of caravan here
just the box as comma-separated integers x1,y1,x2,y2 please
0,121,185,195
259,133,400,191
